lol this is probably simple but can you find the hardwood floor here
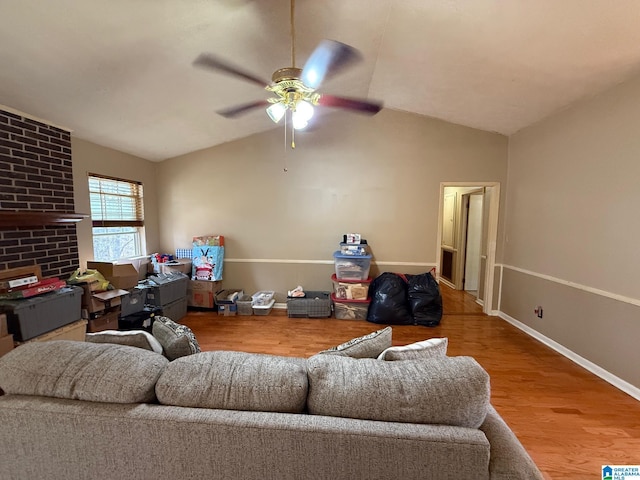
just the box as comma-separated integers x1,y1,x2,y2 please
181,285,640,480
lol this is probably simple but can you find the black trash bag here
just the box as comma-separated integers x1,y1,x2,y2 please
406,271,443,326
366,272,414,325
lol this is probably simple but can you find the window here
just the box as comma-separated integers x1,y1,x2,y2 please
88,173,145,261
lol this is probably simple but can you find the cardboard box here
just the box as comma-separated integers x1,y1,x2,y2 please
17,320,88,344
189,280,222,292
79,284,128,316
87,309,120,333
0,334,14,358
217,304,237,316
86,261,139,290
0,313,7,336
160,259,192,275
188,291,214,308
186,280,222,308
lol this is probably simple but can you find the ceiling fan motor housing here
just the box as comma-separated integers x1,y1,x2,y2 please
271,67,302,83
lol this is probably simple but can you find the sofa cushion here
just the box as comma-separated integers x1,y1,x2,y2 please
156,351,308,413
377,337,448,361
0,340,168,403
307,355,490,428
152,316,200,360
317,326,392,358
85,329,164,354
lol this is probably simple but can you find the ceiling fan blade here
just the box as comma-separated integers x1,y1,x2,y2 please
301,40,362,89
217,100,271,118
193,53,271,88
317,94,382,115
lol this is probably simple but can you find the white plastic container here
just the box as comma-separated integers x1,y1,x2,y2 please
251,291,275,306
252,298,275,315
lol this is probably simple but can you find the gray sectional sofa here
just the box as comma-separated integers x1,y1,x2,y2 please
0,334,543,480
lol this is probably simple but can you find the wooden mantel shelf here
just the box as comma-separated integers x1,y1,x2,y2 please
0,211,89,228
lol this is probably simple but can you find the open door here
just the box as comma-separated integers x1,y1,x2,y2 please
462,191,483,296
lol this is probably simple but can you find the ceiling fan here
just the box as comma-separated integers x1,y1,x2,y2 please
193,0,382,147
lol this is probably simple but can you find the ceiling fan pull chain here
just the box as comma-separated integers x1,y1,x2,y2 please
291,109,296,149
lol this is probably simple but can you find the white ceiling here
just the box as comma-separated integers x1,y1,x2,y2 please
2,0,640,161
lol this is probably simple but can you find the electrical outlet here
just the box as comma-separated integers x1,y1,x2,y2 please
534,306,543,318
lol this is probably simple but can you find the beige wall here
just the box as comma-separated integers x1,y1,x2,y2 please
503,72,640,390
157,109,507,296
72,137,160,268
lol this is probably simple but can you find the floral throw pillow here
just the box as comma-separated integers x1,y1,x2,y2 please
151,316,200,360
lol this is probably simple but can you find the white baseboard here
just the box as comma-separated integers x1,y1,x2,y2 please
498,311,640,402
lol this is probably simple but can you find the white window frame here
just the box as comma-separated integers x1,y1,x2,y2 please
88,173,145,261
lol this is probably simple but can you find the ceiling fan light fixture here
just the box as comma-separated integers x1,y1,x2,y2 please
296,100,314,120
266,102,287,123
292,115,308,130
292,100,314,130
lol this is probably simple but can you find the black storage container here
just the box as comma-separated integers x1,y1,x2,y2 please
118,306,161,332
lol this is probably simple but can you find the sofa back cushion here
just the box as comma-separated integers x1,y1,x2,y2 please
0,340,168,403
156,351,308,413
85,329,164,354
307,355,490,428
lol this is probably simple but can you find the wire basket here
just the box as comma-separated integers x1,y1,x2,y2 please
286,291,331,318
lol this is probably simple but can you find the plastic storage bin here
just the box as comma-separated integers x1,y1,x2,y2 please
236,295,254,315
339,243,368,256
252,291,275,306
287,291,332,318
161,296,187,322
17,319,88,344
331,274,372,300
0,286,83,341
120,287,146,316
145,273,189,306
331,294,371,320
333,251,372,280
252,299,275,315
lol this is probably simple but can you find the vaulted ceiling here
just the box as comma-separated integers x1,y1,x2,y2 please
2,0,640,161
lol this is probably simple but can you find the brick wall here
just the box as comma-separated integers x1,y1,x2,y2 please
0,108,79,279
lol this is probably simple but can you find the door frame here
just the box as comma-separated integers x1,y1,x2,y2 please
435,182,500,315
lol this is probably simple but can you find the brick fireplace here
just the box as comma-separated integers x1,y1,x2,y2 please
0,108,81,279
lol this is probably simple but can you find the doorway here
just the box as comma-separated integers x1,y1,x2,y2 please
436,182,500,315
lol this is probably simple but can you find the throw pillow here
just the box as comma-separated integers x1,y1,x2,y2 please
377,337,448,361
317,326,392,358
156,351,308,413
85,330,164,354
152,316,200,360
307,354,490,428
0,340,168,403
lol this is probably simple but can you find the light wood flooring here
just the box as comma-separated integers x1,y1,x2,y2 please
181,285,640,480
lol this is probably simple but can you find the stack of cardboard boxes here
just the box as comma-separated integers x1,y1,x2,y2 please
82,262,139,332
0,313,13,358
